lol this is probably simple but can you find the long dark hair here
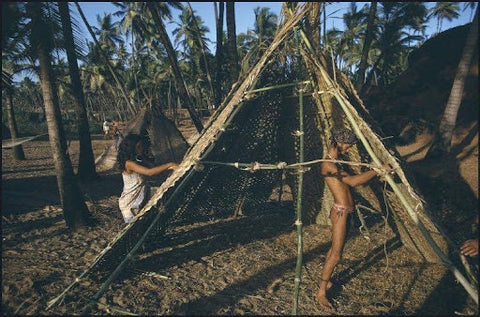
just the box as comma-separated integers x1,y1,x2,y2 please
117,133,143,171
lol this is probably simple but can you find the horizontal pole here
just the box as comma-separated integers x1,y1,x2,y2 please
247,81,310,94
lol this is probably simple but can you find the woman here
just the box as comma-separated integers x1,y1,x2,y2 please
117,134,178,223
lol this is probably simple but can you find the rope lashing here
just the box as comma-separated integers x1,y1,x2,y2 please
292,130,304,137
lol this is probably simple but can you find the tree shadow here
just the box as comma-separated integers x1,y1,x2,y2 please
2,171,123,216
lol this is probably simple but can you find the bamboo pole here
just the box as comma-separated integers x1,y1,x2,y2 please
292,87,304,315
292,19,478,304
247,81,310,94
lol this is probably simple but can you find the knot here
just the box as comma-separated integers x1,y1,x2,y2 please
234,162,240,169
75,278,80,282
294,219,302,226
276,162,288,169
292,130,304,137
247,162,261,173
294,277,301,283
290,166,310,175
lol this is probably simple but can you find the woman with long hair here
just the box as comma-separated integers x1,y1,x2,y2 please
116,133,178,223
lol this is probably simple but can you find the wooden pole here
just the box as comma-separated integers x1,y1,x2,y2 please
292,87,304,315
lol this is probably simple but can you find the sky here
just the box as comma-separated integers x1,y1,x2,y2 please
76,2,475,53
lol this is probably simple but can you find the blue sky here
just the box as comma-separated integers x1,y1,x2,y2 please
76,2,475,53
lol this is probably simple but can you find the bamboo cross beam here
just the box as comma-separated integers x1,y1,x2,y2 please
246,80,311,94
200,158,394,173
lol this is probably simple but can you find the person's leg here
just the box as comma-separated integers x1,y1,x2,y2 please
317,206,349,309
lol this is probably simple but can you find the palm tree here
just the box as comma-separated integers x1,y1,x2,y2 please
58,2,97,180
362,2,427,90
25,2,92,229
252,7,278,53
74,2,136,116
2,70,26,160
429,2,460,34
186,2,215,108
226,2,239,86
355,1,377,92
464,2,477,22
146,2,204,133
427,8,478,157
2,3,26,160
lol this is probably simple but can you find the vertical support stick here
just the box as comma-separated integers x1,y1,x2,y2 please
292,87,304,315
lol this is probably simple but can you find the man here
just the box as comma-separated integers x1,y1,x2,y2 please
103,119,111,139
316,127,392,310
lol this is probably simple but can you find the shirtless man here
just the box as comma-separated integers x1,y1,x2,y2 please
316,127,392,310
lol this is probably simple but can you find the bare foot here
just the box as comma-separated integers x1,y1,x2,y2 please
316,293,335,310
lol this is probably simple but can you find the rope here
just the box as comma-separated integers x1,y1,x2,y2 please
200,158,396,174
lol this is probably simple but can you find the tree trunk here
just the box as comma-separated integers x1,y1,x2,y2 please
29,2,92,229
355,1,377,93
427,9,478,157
146,2,204,133
226,2,239,86
74,2,137,116
214,1,224,107
5,89,26,160
304,2,321,55
59,2,97,180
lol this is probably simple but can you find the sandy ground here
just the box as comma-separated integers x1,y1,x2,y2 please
2,123,478,315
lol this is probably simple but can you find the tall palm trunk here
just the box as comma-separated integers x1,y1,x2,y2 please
58,2,97,180
304,2,321,55
5,87,26,160
226,2,239,86
214,2,224,107
428,8,478,157
146,2,204,133
28,2,92,229
74,2,136,116
186,2,215,108
355,1,377,93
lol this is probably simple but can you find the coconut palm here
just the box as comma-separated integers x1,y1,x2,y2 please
24,2,92,229
2,69,26,160
428,8,478,157
58,2,97,179
146,2,204,133
75,2,136,115
356,2,377,92
252,7,278,53
428,2,460,34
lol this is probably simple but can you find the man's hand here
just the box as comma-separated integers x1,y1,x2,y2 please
460,239,479,256
168,163,179,170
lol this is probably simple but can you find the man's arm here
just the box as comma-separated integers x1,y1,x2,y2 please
322,162,378,187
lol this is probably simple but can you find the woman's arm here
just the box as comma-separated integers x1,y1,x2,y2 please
125,160,178,176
